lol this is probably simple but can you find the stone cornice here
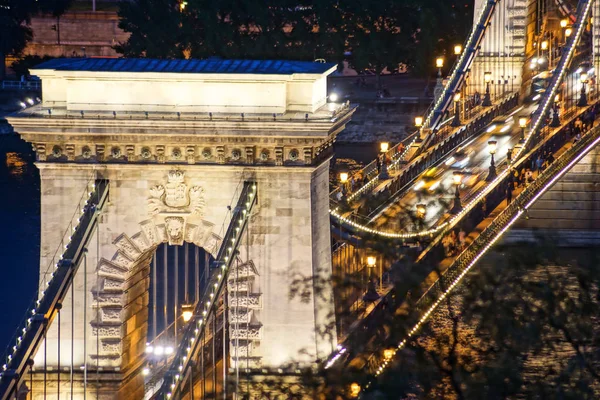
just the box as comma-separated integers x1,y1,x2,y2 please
11,106,353,167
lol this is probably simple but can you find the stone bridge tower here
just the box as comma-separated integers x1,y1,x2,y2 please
471,0,528,96
8,58,354,398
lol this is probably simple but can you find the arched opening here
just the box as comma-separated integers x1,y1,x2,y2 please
147,242,215,345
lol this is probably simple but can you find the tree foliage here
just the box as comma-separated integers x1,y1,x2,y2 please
0,0,74,79
116,0,473,77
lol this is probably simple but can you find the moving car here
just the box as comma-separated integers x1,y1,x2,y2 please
486,115,514,134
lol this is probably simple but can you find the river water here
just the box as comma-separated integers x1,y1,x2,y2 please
0,131,40,351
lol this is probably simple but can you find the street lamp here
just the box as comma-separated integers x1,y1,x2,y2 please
379,142,390,180
541,40,548,50
454,45,462,55
363,256,380,303
565,27,573,38
415,116,424,142
519,117,527,143
450,171,463,214
383,348,395,361
339,172,349,184
483,71,492,106
416,203,426,219
578,72,589,107
551,94,561,127
339,172,349,199
181,304,194,322
415,116,423,128
436,57,444,77
452,93,462,127
560,19,568,28
486,140,497,182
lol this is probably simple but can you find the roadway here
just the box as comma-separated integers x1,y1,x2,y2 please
371,102,540,233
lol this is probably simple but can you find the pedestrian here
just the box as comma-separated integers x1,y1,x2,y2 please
525,168,533,184
513,168,520,188
506,182,513,205
376,156,381,174
547,153,555,164
458,229,466,250
507,148,513,163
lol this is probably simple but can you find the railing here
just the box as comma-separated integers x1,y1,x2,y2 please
330,92,517,210
0,177,109,400
1,81,41,91
20,101,356,124
156,181,257,399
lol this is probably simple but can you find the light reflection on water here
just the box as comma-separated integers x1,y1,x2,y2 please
0,132,40,353
5,152,27,179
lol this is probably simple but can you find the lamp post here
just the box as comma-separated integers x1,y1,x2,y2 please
483,71,492,106
578,72,589,107
181,304,194,323
486,140,497,182
434,57,445,101
379,142,390,180
519,117,527,143
551,94,561,127
363,256,380,303
454,45,462,55
415,116,423,142
339,172,349,201
452,93,462,127
450,171,463,214
416,203,426,219
436,57,444,77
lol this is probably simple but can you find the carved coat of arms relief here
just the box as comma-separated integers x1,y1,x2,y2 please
147,170,206,245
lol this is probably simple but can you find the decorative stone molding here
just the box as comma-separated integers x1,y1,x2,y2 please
217,146,225,164
35,144,47,161
164,216,185,245
96,145,105,161
259,149,269,162
230,325,262,340
172,147,182,160
126,145,136,161
141,147,152,160
52,145,62,158
231,148,242,161
147,170,206,218
201,147,212,160
156,145,165,163
245,147,254,164
229,293,262,309
288,148,299,161
82,146,92,159
186,146,195,164
303,147,312,165
275,147,283,166
111,146,122,159
65,144,75,161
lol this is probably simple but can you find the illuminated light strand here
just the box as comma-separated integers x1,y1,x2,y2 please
362,123,600,389
336,0,501,205
513,0,593,163
2,173,98,371
163,184,257,397
331,91,593,241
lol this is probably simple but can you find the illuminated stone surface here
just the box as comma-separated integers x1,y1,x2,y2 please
9,59,355,398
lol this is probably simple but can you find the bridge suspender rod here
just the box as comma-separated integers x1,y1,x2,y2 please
164,244,168,341
70,274,74,399
153,256,158,341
